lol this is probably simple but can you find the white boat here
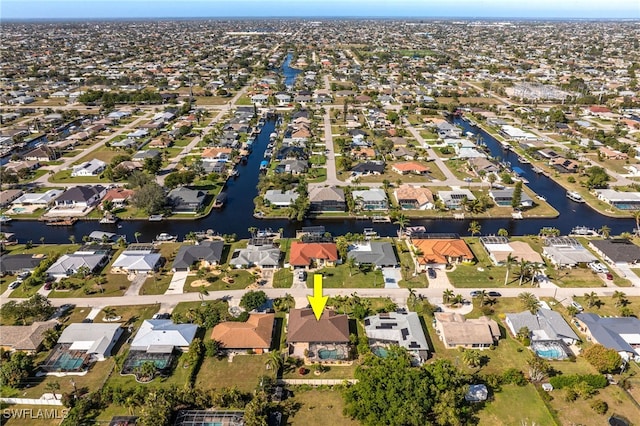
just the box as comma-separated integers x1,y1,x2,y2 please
566,191,585,203
0,215,12,223
155,233,177,242
148,214,164,222
571,226,599,236
536,195,547,202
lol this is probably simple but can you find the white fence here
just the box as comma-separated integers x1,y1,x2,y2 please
0,397,63,406
277,379,358,386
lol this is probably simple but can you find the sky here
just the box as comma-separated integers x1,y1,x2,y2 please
1,0,638,20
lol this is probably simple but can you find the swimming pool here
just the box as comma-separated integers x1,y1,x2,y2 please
372,346,389,358
532,341,566,359
535,347,563,358
12,207,26,213
132,358,169,369
51,352,84,370
318,349,338,360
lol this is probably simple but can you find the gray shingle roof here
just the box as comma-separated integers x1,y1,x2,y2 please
577,313,640,355
172,241,224,270
506,309,578,342
347,242,398,267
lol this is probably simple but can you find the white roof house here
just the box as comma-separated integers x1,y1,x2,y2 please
71,159,106,177
57,323,123,361
46,253,109,278
111,248,161,274
13,189,63,205
264,189,299,207
130,320,198,353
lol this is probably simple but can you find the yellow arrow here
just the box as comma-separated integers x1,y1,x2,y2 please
307,274,328,321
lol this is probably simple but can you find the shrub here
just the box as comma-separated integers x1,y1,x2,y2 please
582,344,622,373
549,374,607,390
564,388,578,402
298,367,308,375
502,368,527,386
590,399,608,415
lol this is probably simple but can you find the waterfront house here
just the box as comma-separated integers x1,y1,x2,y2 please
168,187,206,213
309,186,346,212
479,236,544,266
289,242,339,268
434,312,500,350
347,242,398,268
264,189,299,207
275,159,308,175
595,189,640,211
46,247,110,278
589,239,640,265
411,238,474,270
0,189,23,207
211,314,275,354
489,188,534,208
24,145,59,162
287,309,350,362
437,189,476,210
12,189,63,206
55,185,106,208
364,312,429,364
0,253,46,275
394,185,434,210
172,241,225,272
351,188,388,211
101,187,135,209
111,246,162,274
542,237,597,268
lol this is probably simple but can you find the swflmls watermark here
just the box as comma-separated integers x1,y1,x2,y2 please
2,408,69,419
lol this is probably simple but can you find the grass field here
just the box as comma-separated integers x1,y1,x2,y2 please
287,388,359,426
309,263,384,288
477,384,556,426
195,354,274,393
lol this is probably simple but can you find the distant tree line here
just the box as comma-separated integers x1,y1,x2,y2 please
78,90,163,107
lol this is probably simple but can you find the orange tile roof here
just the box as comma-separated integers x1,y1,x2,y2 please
289,242,338,267
211,314,275,349
287,309,349,343
102,188,135,202
392,162,430,173
412,239,474,265
202,147,232,158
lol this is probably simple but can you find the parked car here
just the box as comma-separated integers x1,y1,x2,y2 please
570,301,584,312
17,271,31,280
427,268,437,279
8,281,21,290
43,282,53,290
296,270,306,281
488,291,502,297
605,273,613,280
470,290,481,297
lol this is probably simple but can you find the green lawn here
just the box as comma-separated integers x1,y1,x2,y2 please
139,273,172,295
183,269,257,292
287,388,360,426
106,350,191,390
94,304,160,326
477,384,556,426
1,404,65,426
308,264,384,288
273,269,293,288
48,273,131,298
195,354,275,393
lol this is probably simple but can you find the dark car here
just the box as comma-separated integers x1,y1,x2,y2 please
470,290,481,297
605,273,613,280
43,282,53,290
427,268,437,279
488,291,502,297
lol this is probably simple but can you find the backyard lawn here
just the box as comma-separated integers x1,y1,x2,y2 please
287,388,360,426
477,384,556,426
195,354,274,393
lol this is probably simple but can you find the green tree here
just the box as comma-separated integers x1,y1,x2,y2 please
131,182,166,215
511,181,523,209
393,213,410,234
468,220,481,237
442,289,454,305
497,228,509,237
599,225,611,239
518,292,540,314
0,351,34,387
240,291,268,312
527,355,551,382
582,344,622,373
584,291,600,308
265,351,283,374
460,348,481,368
504,253,517,286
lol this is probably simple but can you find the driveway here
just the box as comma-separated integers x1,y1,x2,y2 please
124,273,147,296
165,271,188,295
382,268,401,289
612,264,640,287
427,269,453,289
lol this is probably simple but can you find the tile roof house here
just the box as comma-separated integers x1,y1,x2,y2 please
351,188,388,211
101,188,135,208
55,185,106,207
287,309,350,362
411,238,474,270
0,253,46,275
309,186,346,212
506,309,579,345
434,313,500,350
275,159,308,175
172,241,224,272
264,189,299,207
289,242,339,268
589,239,640,265
24,145,60,162
211,313,275,354
0,189,23,207
0,321,58,354
56,323,123,361
392,161,430,175
394,185,434,210
479,237,544,265
131,320,198,353
229,244,280,269
168,187,206,213
575,313,640,360
364,312,429,363
347,242,398,268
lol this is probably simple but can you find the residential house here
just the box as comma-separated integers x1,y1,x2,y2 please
350,162,385,175
275,159,308,175
111,246,162,274
70,159,107,177
229,244,280,269
391,147,416,161
289,242,338,269
364,312,429,364
437,122,462,138
202,147,233,161
12,189,63,206
347,242,398,268
168,187,206,213
600,147,628,160
550,157,580,173
479,237,544,266
394,185,434,210
250,94,269,105
101,188,135,209
0,253,46,275
55,185,106,208
437,189,476,210
468,157,499,174
411,238,474,270
595,189,640,211
24,146,59,162
264,189,299,207
489,188,534,208
505,309,579,357
392,161,430,175
0,321,58,354
287,308,350,362
274,93,291,106
132,149,161,161
434,312,500,350
309,186,346,212
351,188,388,211
0,189,23,207
575,313,640,361
172,241,224,272
56,323,123,361
46,246,110,278
589,239,640,265
542,237,597,268
131,320,198,353
211,314,275,354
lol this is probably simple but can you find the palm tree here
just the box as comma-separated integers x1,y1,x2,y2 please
461,349,481,368
612,290,628,307
504,253,517,286
451,294,464,307
199,286,209,305
584,291,599,308
468,220,481,237
102,307,117,321
477,290,488,306
345,256,357,277
497,228,509,237
529,263,544,286
393,213,410,235
442,289,454,305
265,351,283,374
518,292,540,314
566,305,579,317
68,235,76,244
599,225,611,239
134,232,141,244
248,227,258,238
407,287,417,304
45,381,60,399
517,259,532,286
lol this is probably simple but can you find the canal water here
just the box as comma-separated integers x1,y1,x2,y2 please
281,53,300,88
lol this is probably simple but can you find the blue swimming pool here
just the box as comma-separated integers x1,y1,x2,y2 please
372,346,389,358
318,349,339,360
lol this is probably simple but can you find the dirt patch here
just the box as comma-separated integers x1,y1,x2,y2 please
189,279,211,288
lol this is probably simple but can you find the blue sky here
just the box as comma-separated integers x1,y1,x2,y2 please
1,0,638,20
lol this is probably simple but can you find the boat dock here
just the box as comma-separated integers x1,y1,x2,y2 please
372,216,391,223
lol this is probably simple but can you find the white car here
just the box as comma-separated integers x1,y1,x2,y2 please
570,301,584,312
588,262,608,274
8,281,21,290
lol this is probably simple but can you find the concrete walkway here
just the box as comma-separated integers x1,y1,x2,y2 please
165,271,188,295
